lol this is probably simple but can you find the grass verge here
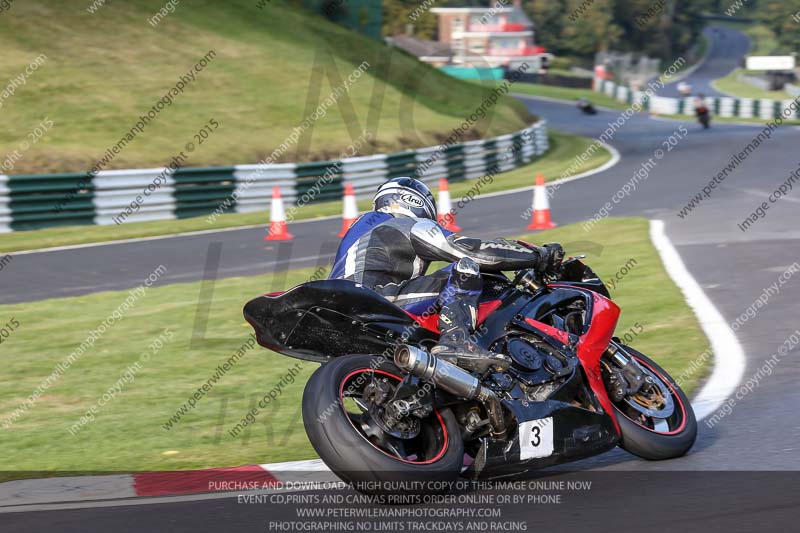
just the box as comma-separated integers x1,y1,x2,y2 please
0,217,710,479
0,0,531,174
509,84,630,111
0,130,612,253
712,69,791,100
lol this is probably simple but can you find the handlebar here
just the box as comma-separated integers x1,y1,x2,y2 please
512,256,589,293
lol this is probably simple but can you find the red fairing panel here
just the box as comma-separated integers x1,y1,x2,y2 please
476,299,503,326
577,292,622,434
523,317,571,345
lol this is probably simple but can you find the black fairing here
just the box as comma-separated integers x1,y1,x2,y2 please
560,259,610,298
468,370,619,479
243,280,440,363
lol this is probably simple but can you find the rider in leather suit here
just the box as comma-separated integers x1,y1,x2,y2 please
330,177,564,372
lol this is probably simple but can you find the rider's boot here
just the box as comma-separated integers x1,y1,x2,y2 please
430,258,511,373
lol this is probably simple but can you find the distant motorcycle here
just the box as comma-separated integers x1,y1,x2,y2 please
577,98,597,115
695,104,711,129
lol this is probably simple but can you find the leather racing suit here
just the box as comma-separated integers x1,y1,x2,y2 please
330,210,562,371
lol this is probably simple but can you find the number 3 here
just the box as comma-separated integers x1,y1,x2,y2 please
531,426,540,447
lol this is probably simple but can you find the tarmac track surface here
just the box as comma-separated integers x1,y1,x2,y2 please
656,24,750,98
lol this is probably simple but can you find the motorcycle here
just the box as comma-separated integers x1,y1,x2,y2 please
244,248,697,491
577,98,597,115
696,105,711,129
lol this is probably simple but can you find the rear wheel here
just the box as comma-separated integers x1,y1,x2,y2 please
609,344,697,460
302,355,464,493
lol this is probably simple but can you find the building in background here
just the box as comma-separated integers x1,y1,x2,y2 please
430,2,550,71
387,1,552,78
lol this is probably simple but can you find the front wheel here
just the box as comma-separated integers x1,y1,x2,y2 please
609,344,697,460
302,354,464,492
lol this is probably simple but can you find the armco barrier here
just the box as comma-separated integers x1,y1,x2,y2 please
594,78,800,120
0,174,10,233
231,163,297,214
0,121,548,233
93,168,176,225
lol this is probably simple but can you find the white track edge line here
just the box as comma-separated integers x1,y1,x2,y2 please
474,142,621,201
648,219,746,420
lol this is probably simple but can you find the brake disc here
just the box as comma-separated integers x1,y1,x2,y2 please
623,367,675,419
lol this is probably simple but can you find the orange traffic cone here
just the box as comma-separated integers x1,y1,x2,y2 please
437,178,462,232
527,173,556,230
265,186,294,241
338,182,359,237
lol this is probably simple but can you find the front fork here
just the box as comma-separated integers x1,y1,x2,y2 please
602,341,654,403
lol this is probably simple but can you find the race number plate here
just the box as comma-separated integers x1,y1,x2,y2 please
519,418,554,460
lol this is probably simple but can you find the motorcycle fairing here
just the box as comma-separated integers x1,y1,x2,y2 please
524,285,621,433
468,285,622,477
558,260,611,298
244,279,509,363
244,280,435,363
513,285,621,431
468,392,619,478
573,289,621,433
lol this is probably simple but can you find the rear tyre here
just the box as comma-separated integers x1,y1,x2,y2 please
302,354,464,494
612,345,697,461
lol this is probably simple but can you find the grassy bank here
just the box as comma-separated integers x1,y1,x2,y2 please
509,84,630,111
0,218,710,478
0,130,612,253
712,69,791,100
0,0,531,175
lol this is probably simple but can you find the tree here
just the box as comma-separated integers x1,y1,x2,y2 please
381,0,438,40
525,0,567,55
758,0,800,53
560,0,623,56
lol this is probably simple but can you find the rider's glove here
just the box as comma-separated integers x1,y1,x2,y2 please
538,243,565,277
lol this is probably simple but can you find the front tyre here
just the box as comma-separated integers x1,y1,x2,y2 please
611,344,697,460
302,355,464,493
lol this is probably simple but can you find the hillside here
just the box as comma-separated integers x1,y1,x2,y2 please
0,0,533,175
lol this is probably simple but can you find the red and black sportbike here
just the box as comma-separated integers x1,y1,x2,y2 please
244,252,696,489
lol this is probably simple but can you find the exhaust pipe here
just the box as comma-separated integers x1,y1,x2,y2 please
394,345,506,438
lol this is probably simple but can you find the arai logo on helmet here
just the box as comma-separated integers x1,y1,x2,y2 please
400,193,425,208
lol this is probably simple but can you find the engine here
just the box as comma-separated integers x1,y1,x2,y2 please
495,335,576,401
507,336,571,376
